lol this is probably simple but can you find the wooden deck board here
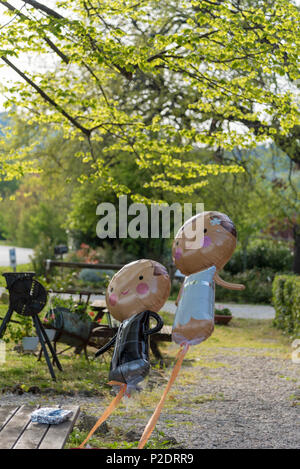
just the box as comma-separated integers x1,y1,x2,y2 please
38,406,80,449
0,405,33,449
0,405,80,449
13,406,58,450
0,406,20,432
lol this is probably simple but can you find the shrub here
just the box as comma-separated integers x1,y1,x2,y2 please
3,315,34,344
74,243,102,264
225,239,293,274
215,268,276,304
272,275,300,336
78,269,114,286
31,235,56,276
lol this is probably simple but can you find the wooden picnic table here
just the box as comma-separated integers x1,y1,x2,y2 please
90,299,112,326
0,405,80,449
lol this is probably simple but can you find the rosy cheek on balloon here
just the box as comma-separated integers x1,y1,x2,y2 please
109,293,117,306
136,282,149,295
174,248,182,260
203,236,212,248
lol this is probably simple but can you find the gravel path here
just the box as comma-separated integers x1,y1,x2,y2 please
1,338,299,449
0,286,274,319
163,300,275,319
159,349,300,449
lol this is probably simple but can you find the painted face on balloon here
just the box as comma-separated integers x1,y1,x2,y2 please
106,259,171,322
172,211,237,276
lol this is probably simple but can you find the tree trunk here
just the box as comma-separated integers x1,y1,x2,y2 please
293,224,300,274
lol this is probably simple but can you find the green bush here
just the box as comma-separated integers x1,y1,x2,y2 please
31,234,56,276
215,268,276,304
225,239,293,274
2,313,34,344
78,268,114,286
272,275,300,336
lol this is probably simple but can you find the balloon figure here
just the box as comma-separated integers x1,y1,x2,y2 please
138,211,245,448
79,259,171,448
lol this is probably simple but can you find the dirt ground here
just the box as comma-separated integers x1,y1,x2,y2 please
1,319,299,449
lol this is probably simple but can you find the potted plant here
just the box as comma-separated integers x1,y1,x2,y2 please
214,307,233,325
19,317,39,352
3,314,41,353
22,336,39,352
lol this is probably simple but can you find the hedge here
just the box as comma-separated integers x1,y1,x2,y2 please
272,275,300,336
225,240,293,275
215,268,276,304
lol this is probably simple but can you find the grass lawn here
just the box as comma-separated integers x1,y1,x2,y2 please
0,305,292,448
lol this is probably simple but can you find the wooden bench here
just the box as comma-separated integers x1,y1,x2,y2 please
150,325,172,362
0,405,80,449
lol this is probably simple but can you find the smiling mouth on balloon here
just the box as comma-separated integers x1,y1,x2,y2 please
121,289,129,295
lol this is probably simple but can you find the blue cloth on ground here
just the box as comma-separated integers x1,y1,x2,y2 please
31,407,73,424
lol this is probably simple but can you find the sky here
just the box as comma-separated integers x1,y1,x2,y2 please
0,0,299,112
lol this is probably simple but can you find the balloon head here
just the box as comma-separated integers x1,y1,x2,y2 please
172,211,237,275
106,259,171,322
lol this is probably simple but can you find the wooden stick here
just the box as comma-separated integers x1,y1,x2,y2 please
78,383,127,448
138,344,189,449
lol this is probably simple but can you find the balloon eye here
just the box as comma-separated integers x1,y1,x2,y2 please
176,241,179,245
204,228,207,233
110,287,113,292
139,275,143,280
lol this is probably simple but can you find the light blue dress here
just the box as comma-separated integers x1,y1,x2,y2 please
172,266,216,345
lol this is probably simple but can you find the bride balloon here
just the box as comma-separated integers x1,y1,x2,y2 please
138,211,245,448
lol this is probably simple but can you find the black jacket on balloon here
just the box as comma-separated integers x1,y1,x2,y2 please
95,310,163,387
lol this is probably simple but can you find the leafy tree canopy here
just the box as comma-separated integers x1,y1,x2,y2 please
0,0,299,201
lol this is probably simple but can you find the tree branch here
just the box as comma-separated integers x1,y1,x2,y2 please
21,0,133,79
21,0,64,20
1,55,91,136
0,1,112,116
0,0,70,64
